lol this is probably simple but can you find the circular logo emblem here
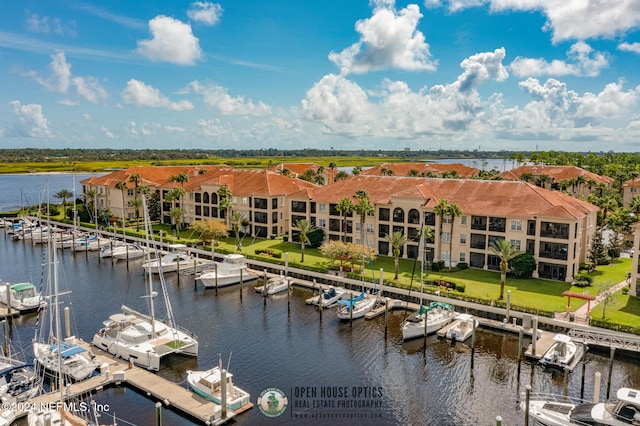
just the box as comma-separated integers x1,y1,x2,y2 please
257,387,288,418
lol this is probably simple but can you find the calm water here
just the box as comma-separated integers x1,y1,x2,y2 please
0,173,103,212
1,176,639,425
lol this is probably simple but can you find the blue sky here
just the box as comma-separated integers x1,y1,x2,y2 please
1,0,640,152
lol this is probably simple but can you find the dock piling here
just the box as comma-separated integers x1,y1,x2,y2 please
156,401,162,426
5,283,11,316
524,385,531,426
531,316,538,356
563,366,569,400
580,344,588,399
349,293,353,328
287,277,291,316
495,415,502,426
594,371,601,403
239,268,243,302
64,307,71,339
607,347,615,399
221,369,228,420
384,297,388,338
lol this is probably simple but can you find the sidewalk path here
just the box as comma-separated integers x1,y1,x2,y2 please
553,280,629,325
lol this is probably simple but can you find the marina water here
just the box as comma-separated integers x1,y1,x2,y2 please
2,176,640,425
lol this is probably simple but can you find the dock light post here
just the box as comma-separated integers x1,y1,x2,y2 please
155,401,162,426
495,415,502,426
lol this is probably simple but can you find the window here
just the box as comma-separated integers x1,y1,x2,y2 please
441,251,450,261
459,252,466,263
319,203,327,212
442,215,452,224
127,189,134,196
242,197,248,205
441,232,451,243
279,197,284,206
232,196,237,203
366,224,374,233
510,239,521,250
460,234,466,244
511,219,522,231
318,219,326,228
460,215,467,225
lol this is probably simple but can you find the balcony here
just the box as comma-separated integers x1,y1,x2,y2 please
471,216,487,230
540,222,569,240
488,217,506,233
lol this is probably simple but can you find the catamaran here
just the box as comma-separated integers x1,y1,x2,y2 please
92,197,198,371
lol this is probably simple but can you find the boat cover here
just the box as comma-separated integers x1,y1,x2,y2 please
49,342,86,358
337,291,365,308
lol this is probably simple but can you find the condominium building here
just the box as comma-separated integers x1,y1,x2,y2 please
288,175,599,282
81,165,318,239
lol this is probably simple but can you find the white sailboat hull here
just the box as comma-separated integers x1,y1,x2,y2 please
32,340,99,382
402,305,454,341
336,295,376,320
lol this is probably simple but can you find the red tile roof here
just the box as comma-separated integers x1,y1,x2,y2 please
500,165,612,185
297,175,598,219
82,166,318,196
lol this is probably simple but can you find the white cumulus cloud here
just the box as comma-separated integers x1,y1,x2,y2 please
26,51,108,104
619,42,640,54
510,42,608,78
121,79,194,111
187,2,223,26
187,81,271,115
489,0,640,43
329,0,437,74
7,100,52,137
136,15,201,65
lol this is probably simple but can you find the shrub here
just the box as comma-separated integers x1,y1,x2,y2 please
455,282,466,293
579,263,591,271
456,262,468,270
622,286,630,294
283,234,289,242
509,253,536,278
573,271,593,287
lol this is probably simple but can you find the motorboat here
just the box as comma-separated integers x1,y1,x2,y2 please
445,313,477,342
99,240,126,258
312,286,346,307
92,306,199,371
93,197,198,371
261,274,291,295
0,282,46,313
187,366,251,411
540,334,578,369
336,290,377,320
142,244,206,273
524,387,640,426
112,242,148,260
197,254,258,288
402,302,454,341
72,234,108,252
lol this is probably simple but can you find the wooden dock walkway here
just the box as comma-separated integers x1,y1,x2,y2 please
7,340,252,425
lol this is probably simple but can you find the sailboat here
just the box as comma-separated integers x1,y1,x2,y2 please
336,236,378,320
92,196,198,371
32,237,100,382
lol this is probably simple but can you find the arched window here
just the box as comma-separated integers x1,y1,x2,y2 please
408,209,420,224
211,192,218,204
393,208,405,223
203,192,210,203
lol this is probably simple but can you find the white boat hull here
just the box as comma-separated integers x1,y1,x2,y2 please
33,340,100,382
92,306,198,371
402,305,454,341
187,367,251,411
445,314,477,342
336,295,376,320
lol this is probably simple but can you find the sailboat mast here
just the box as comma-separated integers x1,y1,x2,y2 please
52,241,64,397
141,196,156,337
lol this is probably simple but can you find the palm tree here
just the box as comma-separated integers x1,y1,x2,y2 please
352,166,362,176
230,211,247,252
629,195,640,217
335,197,354,242
407,169,420,177
54,188,73,220
114,180,127,230
433,199,451,263
169,207,183,236
128,173,142,229
168,173,189,228
334,171,349,182
353,190,374,248
166,187,186,231
446,203,461,271
385,231,407,280
489,239,523,300
293,219,317,263
217,186,233,228
83,188,101,226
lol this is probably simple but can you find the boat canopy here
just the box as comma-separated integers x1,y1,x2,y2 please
49,342,87,358
553,334,572,343
427,302,453,311
11,282,35,292
337,291,365,308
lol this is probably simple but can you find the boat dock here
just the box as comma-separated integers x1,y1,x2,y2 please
7,340,252,425
523,332,585,371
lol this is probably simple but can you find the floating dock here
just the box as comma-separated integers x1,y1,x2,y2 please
7,340,252,425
